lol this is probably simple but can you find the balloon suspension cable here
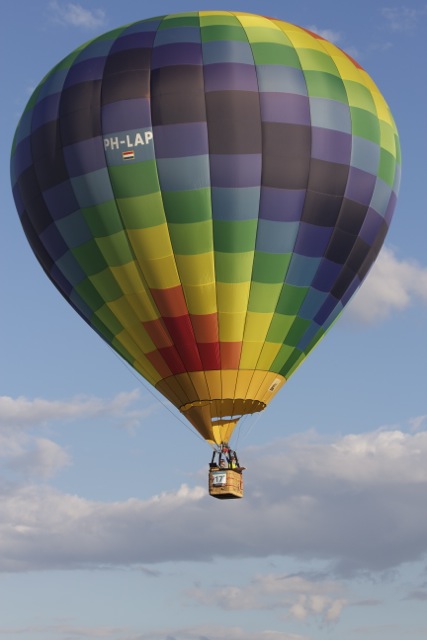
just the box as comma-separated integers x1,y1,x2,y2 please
106,345,207,444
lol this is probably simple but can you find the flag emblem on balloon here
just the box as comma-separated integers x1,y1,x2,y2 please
10,11,400,447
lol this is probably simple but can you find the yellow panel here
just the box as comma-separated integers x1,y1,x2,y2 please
281,25,328,51
126,291,159,322
379,120,397,154
184,283,217,315
239,341,264,369
141,255,180,289
128,224,173,260
174,252,215,286
204,370,222,398
186,371,211,400
322,46,364,82
217,281,250,313
218,312,246,341
370,90,395,126
133,360,161,386
221,369,238,397
109,262,143,294
234,369,256,398
256,342,283,370
243,25,289,44
115,330,159,381
243,311,273,342
105,296,138,329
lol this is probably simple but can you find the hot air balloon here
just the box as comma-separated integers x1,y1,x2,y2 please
11,11,400,499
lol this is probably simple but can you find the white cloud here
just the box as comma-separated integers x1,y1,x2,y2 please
347,247,427,324
48,1,106,29
0,426,427,574
0,390,152,429
0,432,70,480
382,5,427,32
188,573,348,624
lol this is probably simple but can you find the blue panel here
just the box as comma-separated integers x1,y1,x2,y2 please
210,154,262,188
370,178,392,217
102,99,151,133
154,26,201,45
298,287,329,319
203,40,254,65
56,211,94,248
350,136,380,174
156,154,210,191
259,187,306,222
260,92,310,125
64,137,106,177
154,122,209,158
256,65,307,95
256,219,299,253
309,97,351,134
286,254,321,286
71,168,115,208
293,223,333,257
211,187,260,221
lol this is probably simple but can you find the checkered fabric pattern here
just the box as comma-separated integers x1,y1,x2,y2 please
10,12,400,443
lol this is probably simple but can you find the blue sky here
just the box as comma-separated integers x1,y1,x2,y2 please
1,1,427,639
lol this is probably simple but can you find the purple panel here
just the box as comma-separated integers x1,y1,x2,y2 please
384,191,397,226
101,99,151,133
210,154,261,188
64,57,106,87
12,184,25,215
111,31,158,51
311,128,351,165
259,187,306,221
344,166,377,206
43,181,79,219
32,93,61,129
40,222,69,261
312,259,342,292
293,223,333,257
204,63,258,92
151,43,202,68
154,122,209,158
12,137,32,179
359,207,383,245
63,137,106,177
50,264,74,296
314,294,338,325
341,275,361,306
260,92,310,125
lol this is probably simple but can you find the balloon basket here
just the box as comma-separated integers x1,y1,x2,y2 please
209,468,244,500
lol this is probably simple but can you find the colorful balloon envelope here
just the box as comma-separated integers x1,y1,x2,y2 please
10,11,400,446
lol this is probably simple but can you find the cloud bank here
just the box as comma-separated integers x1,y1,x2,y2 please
0,416,427,575
48,1,106,29
347,247,427,323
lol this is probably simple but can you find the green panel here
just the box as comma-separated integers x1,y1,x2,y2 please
163,189,212,223
215,251,254,283
200,25,247,41
83,201,124,237
298,49,340,75
169,220,213,254
265,313,295,343
74,278,105,311
270,343,297,372
111,336,135,364
72,240,108,275
283,317,311,347
276,285,308,315
89,269,123,301
213,220,258,253
350,107,380,143
95,304,125,336
247,282,283,312
108,161,160,198
96,232,134,266
378,148,397,186
344,80,376,111
252,252,292,283
91,316,115,342
280,349,305,377
304,70,348,103
250,42,301,67
303,325,325,354
117,193,166,230
159,14,199,28
200,14,242,27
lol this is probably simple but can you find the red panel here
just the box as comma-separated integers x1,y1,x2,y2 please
220,342,242,369
191,313,219,343
145,350,173,379
142,318,173,348
197,341,221,370
157,345,187,375
151,285,188,317
163,315,203,371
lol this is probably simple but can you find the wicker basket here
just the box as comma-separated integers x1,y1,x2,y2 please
209,468,244,499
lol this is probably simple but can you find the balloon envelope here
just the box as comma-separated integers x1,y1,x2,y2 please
11,12,400,445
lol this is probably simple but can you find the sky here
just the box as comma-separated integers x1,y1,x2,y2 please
1,1,427,639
